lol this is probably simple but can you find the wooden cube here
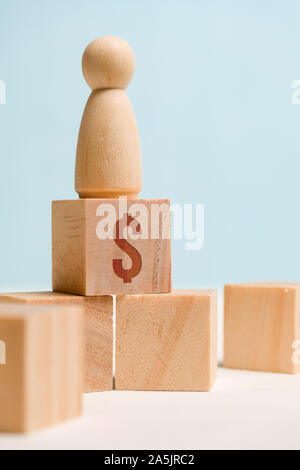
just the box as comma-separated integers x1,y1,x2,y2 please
52,199,171,296
0,302,82,433
224,282,300,374
116,290,218,391
0,292,113,392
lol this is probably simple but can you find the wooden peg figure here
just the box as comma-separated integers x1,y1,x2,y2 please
75,36,143,199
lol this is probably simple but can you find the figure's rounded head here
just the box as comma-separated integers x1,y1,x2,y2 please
82,36,135,90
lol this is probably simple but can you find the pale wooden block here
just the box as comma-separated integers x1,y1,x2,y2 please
116,290,218,391
0,292,113,392
52,199,171,296
224,282,300,374
0,302,82,433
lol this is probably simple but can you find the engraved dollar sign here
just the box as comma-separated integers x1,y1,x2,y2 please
113,214,142,283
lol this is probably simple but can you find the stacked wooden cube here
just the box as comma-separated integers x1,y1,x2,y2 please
0,37,217,433
2,35,296,436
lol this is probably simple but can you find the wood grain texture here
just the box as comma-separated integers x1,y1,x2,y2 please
0,302,82,433
52,200,86,294
82,36,135,90
224,282,300,374
116,290,218,392
52,199,171,296
75,36,142,199
0,292,113,393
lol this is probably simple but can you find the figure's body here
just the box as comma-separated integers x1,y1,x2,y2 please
75,36,142,199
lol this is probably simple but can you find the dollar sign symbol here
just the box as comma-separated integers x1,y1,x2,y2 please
113,214,142,283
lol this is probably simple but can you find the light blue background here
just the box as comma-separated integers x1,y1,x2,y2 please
0,0,300,290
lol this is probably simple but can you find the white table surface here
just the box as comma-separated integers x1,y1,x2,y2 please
0,367,300,450
1,287,299,450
